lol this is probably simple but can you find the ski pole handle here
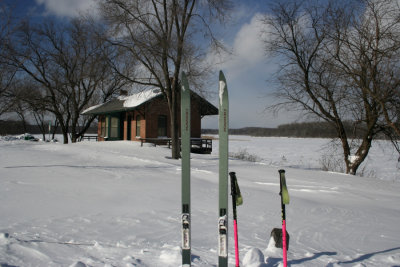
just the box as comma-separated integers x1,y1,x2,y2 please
229,172,239,220
279,169,285,221
229,172,237,198
278,169,285,195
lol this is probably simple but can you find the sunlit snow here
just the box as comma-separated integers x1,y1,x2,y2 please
1,135,400,266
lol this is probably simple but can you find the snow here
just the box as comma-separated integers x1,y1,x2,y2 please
219,81,226,107
1,135,400,266
348,155,359,165
81,103,104,115
123,90,162,108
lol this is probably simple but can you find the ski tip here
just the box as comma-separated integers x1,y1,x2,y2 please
219,70,227,82
219,70,226,84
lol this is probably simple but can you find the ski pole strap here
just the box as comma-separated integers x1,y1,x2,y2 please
279,169,290,205
229,172,238,221
229,172,243,206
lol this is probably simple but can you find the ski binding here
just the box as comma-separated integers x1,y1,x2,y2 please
182,213,190,249
218,215,228,257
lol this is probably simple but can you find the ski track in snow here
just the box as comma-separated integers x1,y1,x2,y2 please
1,136,400,266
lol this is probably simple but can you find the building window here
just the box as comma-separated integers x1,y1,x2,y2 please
158,115,167,137
101,116,109,138
110,117,119,138
136,115,141,137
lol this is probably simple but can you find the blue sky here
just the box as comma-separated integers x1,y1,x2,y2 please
5,0,299,129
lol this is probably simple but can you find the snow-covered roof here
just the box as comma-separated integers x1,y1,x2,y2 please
82,89,162,115
82,88,218,116
81,103,104,114
123,89,162,108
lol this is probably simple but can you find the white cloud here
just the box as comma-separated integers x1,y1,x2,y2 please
231,13,265,65
206,13,267,77
35,0,99,18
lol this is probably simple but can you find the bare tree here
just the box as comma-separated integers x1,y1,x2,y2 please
345,0,400,149
261,0,397,175
13,79,53,140
100,0,231,159
8,16,127,143
327,0,400,164
0,2,18,116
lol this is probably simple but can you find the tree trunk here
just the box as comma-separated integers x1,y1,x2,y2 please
75,116,97,142
70,118,78,143
71,134,77,143
32,112,47,141
170,85,180,159
336,122,352,174
57,116,69,144
62,131,69,144
51,119,58,140
16,112,28,133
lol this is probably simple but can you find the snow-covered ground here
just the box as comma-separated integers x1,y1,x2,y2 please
1,135,400,266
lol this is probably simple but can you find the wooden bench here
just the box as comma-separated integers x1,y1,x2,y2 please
79,135,98,142
189,138,212,154
140,138,212,154
140,138,172,147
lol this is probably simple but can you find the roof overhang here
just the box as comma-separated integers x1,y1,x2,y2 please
82,89,218,116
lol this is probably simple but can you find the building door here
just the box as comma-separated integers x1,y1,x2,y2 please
158,115,167,137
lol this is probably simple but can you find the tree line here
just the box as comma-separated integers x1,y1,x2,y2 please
0,120,97,138
203,121,395,139
4,118,395,141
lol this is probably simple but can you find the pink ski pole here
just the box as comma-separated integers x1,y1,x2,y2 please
282,219,287,267
229,172,240,267
279,170,290,267
234,220,239,266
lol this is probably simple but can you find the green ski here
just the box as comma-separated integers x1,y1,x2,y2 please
218,70,229,267
181,71,191,266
